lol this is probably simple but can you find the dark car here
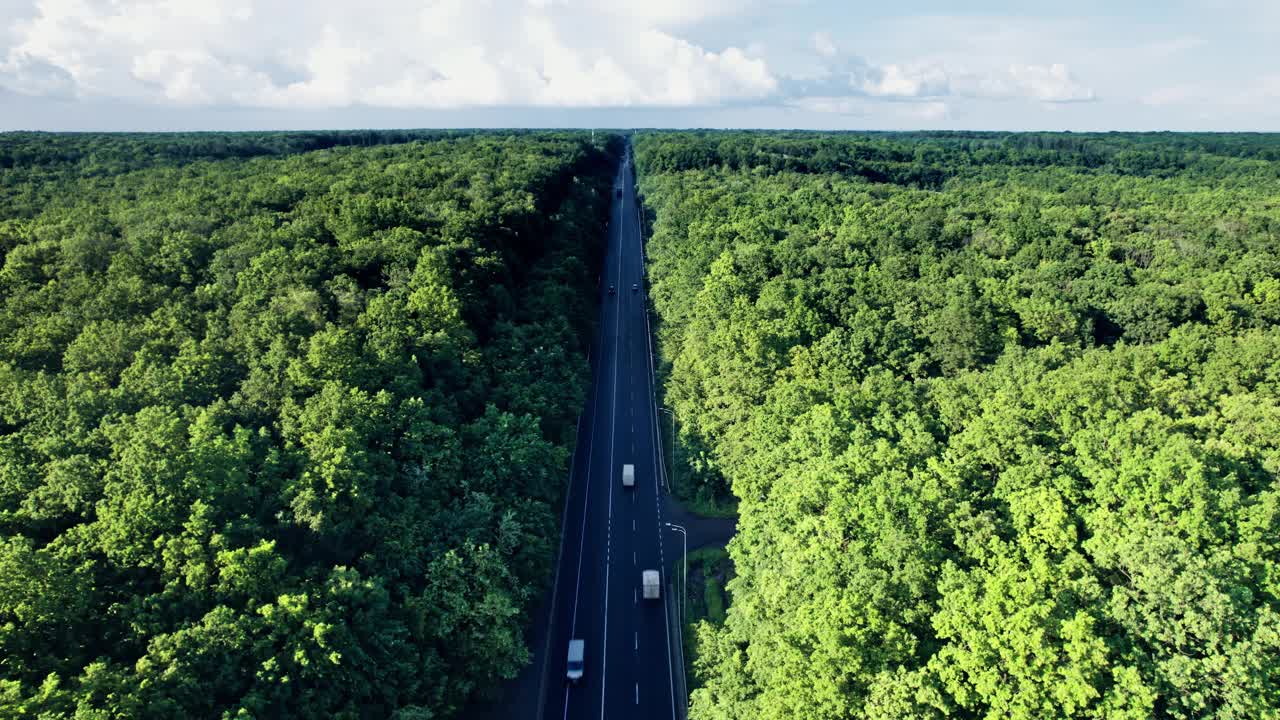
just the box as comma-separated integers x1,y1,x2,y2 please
631,283,639,292
608,284,616,295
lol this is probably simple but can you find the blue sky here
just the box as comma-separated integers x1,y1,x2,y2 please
1,0,1277,131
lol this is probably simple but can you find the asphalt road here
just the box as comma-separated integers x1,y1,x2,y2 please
540,143,679,720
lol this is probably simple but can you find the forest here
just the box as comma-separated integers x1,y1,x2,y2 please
634,131,1280,719
0,131,620,718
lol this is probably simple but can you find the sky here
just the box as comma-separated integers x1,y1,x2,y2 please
1,0,1278,131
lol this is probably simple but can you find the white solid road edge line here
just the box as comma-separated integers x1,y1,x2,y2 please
642,299,670,495
536,406,586,720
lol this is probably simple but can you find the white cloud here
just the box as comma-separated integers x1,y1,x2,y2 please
864,62,949,98
1006,63,1095,102
782,36,1094,109
590,0,773,28
954,63,1095,103
788,96,865,116
787,95,949,125
782,54,950,101
0,50,75,97
812,31,836,59
0,0,777,108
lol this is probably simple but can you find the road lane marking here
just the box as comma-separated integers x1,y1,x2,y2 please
635,632,638,651
599,161,626,720
636,683,640,706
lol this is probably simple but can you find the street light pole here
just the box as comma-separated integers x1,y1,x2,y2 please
666,523,687,626
659,407,676,495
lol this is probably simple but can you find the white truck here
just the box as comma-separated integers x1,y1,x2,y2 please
622,463,635,488
566,639,584,684
642,570,660,600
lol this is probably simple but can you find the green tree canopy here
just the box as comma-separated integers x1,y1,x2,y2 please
0,131,622,718
634,130,1280,719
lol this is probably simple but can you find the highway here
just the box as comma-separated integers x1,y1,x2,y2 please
540,142,679,720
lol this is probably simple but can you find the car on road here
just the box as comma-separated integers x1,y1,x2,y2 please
608,284,615,295
566,639,584,685
642,570,660,600
622,463,635,488
631,283,638,293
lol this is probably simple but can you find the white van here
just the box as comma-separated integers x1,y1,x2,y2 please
622,463,635,488
642,570,660,600
566,639,584,684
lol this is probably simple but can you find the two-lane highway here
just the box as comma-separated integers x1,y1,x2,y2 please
542,143,678,720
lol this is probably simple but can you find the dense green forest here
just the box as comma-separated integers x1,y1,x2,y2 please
0,131,619,718
635,131,1280,719
0,130,473,171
